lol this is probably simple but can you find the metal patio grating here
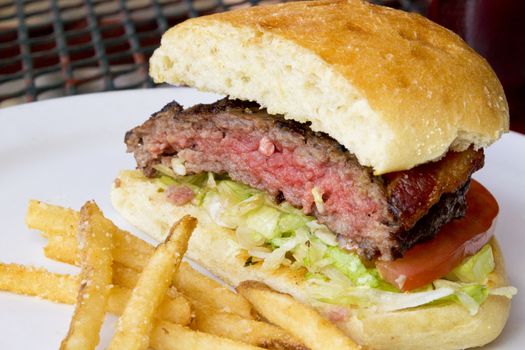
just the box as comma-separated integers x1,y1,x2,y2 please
0,0,428,108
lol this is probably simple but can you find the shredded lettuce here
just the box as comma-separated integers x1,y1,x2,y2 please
326,246,379,287
434,279,488,315
490,286,518,298
202,191,232,228
242,206,281,239
207,172,217,188
310,281,456,312
171,158,187,176
307,221,338,246
448,244,495,284
159,175,176,186
312,278,515,315
311,187,325,214
155,171,517,313
153,164,177,178
280,213,309,233
217,180,254,203
235,226,265,249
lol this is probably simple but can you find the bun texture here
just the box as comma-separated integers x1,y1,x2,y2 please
149,0,509,174
110,170,511,350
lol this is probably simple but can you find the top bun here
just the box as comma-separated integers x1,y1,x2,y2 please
149,0,509,174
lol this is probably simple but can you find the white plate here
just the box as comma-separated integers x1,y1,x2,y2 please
1,88,523,349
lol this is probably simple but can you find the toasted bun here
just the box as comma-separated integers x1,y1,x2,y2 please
111,170,511,349
149,0,509,174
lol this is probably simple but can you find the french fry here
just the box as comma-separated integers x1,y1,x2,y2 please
112,262,139,289
237,281,361,350
0,263,78,304
112,232,152,271
43,234,151,272
174,262,253,318
27,200,152,271
44,235,79,265
191,300,308,350
113,262,256,322
113,261,253,317
0,263,192,325
24,200,313,349
46,239,253,319
108,216,196,350
25,200,79,237
37,203,253,319
109,286,192,326
151,320,265,350
60,202,114,350
0,262,268,350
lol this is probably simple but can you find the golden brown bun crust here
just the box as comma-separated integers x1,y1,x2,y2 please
110,170,511,349
150,0,509,174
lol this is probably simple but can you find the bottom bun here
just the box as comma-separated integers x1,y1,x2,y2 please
110,170,511,350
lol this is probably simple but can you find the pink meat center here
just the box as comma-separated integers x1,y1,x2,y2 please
150,128,389,240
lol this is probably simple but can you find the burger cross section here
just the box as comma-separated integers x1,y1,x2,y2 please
110,0,516,349
0,0,517,349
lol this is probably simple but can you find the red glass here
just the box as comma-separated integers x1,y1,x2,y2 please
429,0,525,134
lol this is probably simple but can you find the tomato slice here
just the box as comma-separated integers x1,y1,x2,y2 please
376,180,498,291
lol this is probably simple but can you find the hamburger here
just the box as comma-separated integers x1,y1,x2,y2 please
111,0,517,348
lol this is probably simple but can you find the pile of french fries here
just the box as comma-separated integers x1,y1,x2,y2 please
0,200,360,350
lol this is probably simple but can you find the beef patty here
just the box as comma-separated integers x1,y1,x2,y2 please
125,98,484,260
